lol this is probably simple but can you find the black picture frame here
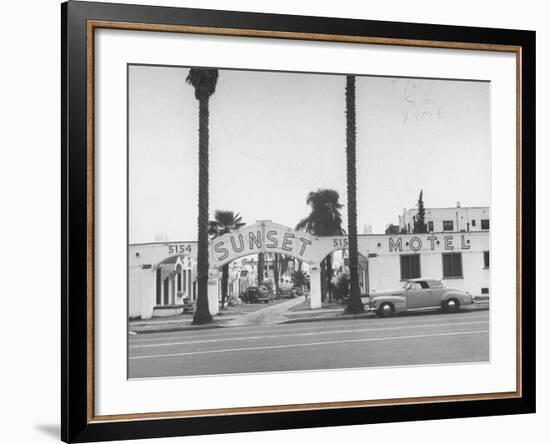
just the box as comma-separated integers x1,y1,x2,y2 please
62,1,536,442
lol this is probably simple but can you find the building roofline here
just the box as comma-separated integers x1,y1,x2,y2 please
129,240,197,247
129,230,490,247
404,206,490,212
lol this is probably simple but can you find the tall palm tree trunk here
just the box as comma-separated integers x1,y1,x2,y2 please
257,253,265,285
193,95,213,324
320,260,327,302
344,75,365,314
220,263,229,309
273,254,280,297
326,253,333,303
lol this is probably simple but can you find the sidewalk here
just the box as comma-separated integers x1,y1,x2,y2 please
129,316,226,334
129,297,306,334
283,301,490,324
129,300,489,333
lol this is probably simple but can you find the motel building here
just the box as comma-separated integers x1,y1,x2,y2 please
129,220,490,320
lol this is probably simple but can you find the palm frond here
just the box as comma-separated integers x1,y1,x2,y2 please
296,188,345,236
209,209,246,238
186,68,219,99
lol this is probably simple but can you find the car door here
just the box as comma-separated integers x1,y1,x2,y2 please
429,286,445,307
406,282,429,309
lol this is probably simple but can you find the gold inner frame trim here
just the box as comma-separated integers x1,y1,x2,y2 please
86,19,523,423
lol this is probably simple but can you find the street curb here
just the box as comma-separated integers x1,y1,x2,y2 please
129,305,490,332
282,305,489,324
281,313,375,324
130,324,225,335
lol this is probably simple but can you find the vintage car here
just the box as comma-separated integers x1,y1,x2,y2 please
367,278,473,317
241,285,271,304
277,287,294,299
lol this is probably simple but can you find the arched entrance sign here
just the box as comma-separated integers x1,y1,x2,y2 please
210,220,320,267
207,220,351,311
129,220,363,318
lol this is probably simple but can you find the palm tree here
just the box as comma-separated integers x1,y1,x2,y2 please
343,75,364,314
186,67,219,324
296,189,345,302
291,269,309,291
273,253,280,297
280,255,292,280
208,210,246,310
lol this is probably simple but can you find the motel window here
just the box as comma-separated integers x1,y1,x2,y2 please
442,253,463,278
481,288,490,294
443,220,454,231
400,254,421,280
427,221,434,232
481,219,490,230
483,251,490,269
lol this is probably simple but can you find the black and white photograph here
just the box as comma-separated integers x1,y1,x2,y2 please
0,0,543,441
127,65,491,379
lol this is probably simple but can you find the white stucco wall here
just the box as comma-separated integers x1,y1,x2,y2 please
365,232,490,297
128,224,491,318
128,264,156,319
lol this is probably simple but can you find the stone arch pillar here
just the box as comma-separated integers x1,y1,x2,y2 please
309,262,322,309
207,267,220,315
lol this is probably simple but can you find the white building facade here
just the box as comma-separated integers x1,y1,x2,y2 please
128,221,490,319
399,203,490,234
366,231,490,297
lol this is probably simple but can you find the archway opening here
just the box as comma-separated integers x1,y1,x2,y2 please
320,248,369,304
153,254,195,317
215,252,311,309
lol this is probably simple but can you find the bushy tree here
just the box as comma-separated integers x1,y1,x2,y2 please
413,190,428,234
208,210,245,309
296,188,345,302
334,273,350,301
291,270,309,290
385,224,401,235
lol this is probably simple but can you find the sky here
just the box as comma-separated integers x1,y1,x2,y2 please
128,65,490,243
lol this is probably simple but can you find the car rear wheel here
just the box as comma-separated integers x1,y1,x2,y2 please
443,298,460,313
378,302,395,318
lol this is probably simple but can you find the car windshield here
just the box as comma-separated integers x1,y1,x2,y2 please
403,281,412,290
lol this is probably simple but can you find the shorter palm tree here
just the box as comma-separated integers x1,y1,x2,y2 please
296,189,345,302
208,210,245,309
291,270,309,291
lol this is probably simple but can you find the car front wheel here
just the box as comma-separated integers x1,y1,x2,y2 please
443,298,460,313
378,302,395,318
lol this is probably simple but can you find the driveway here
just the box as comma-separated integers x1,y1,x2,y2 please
224,296,306,326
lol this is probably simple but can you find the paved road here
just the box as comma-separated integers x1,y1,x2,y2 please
128,310,489,379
